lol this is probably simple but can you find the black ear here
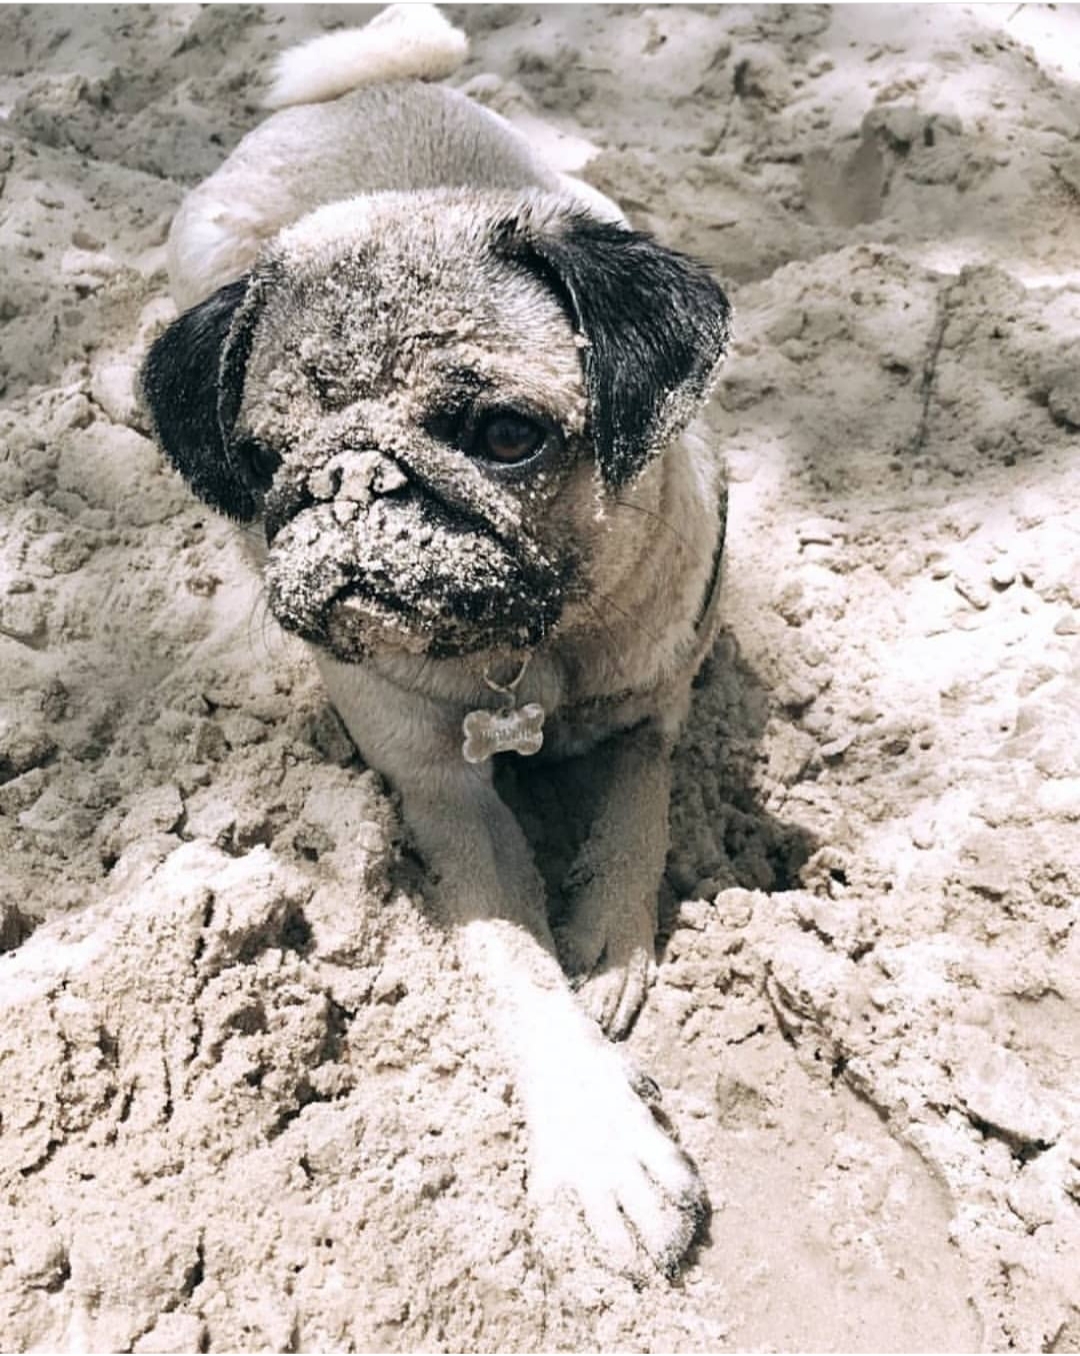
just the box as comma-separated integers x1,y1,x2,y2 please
139,277,265,520
494,210,732,486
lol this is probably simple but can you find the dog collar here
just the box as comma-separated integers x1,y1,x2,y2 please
693,520,726,637
462,655,545,763
459,511,722,763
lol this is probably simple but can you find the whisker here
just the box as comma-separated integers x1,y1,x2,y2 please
610,497,710,571
592,587,667,651
576,594,634,686
401,652,433,698
243,590,281,665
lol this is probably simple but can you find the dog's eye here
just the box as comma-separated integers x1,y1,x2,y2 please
476,411,546,464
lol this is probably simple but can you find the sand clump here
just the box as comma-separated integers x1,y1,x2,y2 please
1,6,1079,1352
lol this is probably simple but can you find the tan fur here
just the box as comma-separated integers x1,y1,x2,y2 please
168,84,620,312
263,4,469,111
156,14,727,1278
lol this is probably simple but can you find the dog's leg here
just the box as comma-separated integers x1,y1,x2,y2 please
555,722,673,1038
404,774,707,1277
317,659,708,1275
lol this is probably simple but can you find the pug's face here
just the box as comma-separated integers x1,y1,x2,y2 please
141,190,731,662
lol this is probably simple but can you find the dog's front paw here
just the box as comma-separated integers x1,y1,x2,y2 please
556,888,657,1038
526,1043,708,1278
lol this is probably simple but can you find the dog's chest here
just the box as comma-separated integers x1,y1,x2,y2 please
538,688,657,761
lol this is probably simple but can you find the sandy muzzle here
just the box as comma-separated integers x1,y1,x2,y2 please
262,494,568,659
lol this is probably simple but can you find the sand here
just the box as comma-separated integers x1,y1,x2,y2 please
1,4,1078,1351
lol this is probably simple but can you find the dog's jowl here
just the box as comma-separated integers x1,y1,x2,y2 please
139,4,731,1277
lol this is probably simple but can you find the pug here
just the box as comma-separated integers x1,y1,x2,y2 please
139,5,731,1278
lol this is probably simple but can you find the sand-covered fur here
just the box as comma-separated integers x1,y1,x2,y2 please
139,8,732,1277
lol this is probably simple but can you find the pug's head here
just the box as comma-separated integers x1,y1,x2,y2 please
140,189,731,662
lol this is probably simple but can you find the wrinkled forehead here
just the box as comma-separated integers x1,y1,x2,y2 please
247,193,585,410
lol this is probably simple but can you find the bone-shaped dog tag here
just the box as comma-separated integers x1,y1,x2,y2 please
462,703,545,763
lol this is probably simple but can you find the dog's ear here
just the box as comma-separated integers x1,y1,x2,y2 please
494,210,732,486
140,276,269,520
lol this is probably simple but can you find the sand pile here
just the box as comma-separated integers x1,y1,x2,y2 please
1,5,1078,1351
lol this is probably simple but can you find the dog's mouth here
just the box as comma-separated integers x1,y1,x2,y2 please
262,490,569,661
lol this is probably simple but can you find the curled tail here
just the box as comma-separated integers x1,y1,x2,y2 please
263,3,468,110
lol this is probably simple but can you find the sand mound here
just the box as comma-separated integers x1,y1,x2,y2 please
1,6,1078,1350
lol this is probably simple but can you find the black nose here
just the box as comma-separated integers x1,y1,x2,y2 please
310,463,344,500
262,451,412,544
306,450,410,504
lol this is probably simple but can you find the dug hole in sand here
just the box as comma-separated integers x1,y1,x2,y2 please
1,5,1079,1351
